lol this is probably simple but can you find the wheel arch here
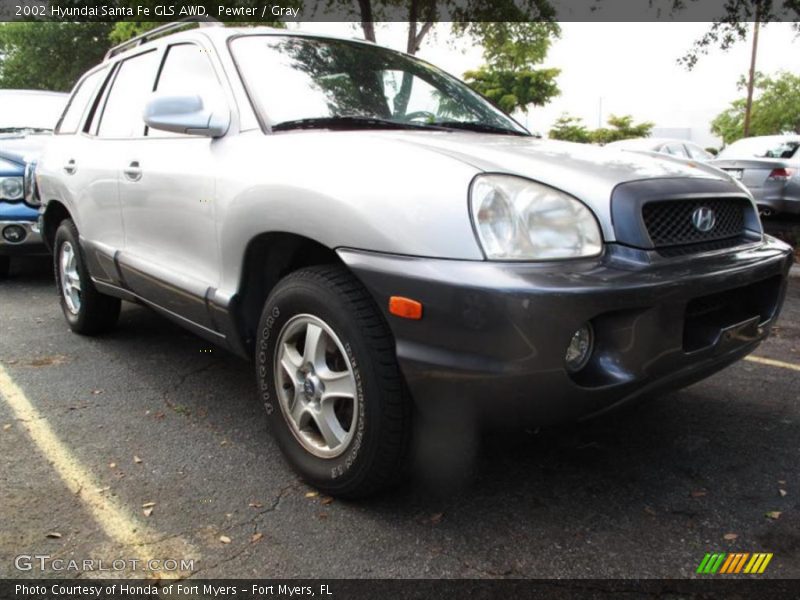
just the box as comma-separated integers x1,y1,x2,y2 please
41,201,72,252
234,231,348,354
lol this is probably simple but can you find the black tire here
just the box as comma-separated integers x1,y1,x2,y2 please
0,256,9,278
256,265,412,498
54,219,121,335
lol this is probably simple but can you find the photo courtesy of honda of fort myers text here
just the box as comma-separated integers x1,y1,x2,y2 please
1,0,799,597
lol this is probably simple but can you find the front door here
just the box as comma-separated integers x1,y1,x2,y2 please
112,42,227,329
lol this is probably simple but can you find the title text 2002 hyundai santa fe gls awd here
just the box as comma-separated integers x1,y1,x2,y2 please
37,21,793,497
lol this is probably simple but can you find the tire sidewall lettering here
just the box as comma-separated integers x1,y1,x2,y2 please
259,306,280,413
331,342,365,480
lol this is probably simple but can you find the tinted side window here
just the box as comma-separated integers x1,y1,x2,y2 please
57,68,106,135
152,43,224,136
97,51,159,138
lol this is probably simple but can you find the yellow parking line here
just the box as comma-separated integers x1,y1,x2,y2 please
745,355,800,372
0,364,190,576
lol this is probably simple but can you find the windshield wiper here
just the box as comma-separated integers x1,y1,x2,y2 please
271,116,448,132
430,121,528,136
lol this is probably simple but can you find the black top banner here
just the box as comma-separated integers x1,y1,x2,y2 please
1,0,800,22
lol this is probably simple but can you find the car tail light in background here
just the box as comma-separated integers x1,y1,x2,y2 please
767,168,796,181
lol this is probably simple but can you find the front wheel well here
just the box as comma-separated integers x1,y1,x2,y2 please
237,233,345,351
42,201,72,251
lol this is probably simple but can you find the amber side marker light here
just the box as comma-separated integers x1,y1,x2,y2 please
389,296,423,320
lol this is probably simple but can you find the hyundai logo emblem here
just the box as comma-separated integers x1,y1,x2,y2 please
691,206,716,232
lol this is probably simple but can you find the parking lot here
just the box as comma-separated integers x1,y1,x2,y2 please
1,228,799,579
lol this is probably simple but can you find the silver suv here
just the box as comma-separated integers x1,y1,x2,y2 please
38,20,793,497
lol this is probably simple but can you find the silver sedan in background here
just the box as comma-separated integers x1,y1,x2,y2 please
711,135,800,217
606,137,715,161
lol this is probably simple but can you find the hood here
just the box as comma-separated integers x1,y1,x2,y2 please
380,131,730,197
364,131,736,240
0,133,51,165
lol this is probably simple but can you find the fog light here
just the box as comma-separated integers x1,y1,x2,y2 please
2,224,26,243
565,324,593,372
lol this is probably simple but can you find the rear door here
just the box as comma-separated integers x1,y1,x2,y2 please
80,50,162,284
116,42,225,329
39,65,123,282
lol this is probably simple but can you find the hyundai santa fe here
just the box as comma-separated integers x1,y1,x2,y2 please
37,19,794,497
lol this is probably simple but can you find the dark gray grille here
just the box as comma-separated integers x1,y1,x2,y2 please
642,198,747,248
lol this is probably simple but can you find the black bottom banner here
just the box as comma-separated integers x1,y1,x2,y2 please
3,579,799,600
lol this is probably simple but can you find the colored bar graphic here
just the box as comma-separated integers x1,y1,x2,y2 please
698,552,772,575
697,553,713,574
744,554,759,573
758,554,773,573
709,553,726,574
733,553,750,573
719,554,736,574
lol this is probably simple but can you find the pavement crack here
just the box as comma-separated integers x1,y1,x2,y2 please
164,361,221,400
432,546,518,578
188,542,251,579
227,482,297,533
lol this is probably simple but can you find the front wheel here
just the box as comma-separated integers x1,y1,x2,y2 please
54,219,121,335
256,265,412,498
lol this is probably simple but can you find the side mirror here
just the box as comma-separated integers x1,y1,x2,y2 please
143,94,229,138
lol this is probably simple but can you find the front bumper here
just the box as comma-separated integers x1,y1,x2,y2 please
339,237,793,425
0,219,47,256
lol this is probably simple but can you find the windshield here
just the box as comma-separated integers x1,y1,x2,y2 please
231,35,528,135
718,137,800,160
0,91,68,133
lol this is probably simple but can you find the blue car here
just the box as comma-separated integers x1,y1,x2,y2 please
0,90,68,277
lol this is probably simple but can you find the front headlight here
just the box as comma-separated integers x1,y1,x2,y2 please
469,174,602,260
0,176,24,202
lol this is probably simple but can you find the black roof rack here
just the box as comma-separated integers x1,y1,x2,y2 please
104,17,223,61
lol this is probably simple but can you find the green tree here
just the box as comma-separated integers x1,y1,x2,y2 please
463,65,560,115
461,22,561,115
711,71,800,145
0,22,112,91
548,114,591,143
342,0,557,56
333,1,563,117
591,114,654,145
711,100,746,146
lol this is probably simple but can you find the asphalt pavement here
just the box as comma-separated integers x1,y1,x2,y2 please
1,247,798,579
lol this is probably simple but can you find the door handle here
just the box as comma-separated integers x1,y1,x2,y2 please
123,161,142,182
63,159,77,175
